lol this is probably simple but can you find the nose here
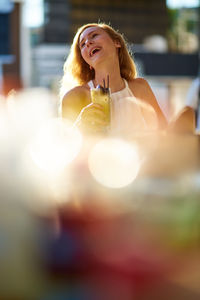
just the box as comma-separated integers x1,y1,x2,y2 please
85,38,93,47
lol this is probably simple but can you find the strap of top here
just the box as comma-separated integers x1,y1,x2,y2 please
123,79,133,95
87,78,132,95
87,80,94,88
123,79,129,88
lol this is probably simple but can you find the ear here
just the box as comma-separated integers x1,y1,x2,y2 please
114,40,121,48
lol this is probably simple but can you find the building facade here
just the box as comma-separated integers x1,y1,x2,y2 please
1,0,22,94
43,0,169,44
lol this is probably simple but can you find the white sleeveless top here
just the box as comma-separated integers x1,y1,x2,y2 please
88,79,156,136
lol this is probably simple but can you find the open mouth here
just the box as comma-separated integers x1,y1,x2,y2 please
90,47,101,57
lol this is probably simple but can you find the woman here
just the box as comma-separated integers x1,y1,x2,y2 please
60,23,167,136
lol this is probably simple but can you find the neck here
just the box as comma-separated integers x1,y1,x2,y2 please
94,70,124,93
93,56,124,93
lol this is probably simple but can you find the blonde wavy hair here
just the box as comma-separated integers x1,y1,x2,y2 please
60,23,137,98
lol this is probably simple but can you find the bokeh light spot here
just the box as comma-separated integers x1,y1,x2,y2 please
88,138,141,188
29,118,82,173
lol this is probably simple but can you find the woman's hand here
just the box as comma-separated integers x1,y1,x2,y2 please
77,103,109,134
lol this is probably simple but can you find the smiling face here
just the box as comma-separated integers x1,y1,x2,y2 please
62,23,137,86
79,26,121,69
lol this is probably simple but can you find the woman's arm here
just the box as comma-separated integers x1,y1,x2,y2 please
61,86,108,134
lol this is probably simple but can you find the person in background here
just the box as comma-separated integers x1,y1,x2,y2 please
60,23,167,136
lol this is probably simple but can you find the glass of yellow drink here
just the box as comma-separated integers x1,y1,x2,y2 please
90,85,111,124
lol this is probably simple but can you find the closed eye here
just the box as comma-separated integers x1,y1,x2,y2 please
91,33,98,39
80,41,85,48
80,32,98,49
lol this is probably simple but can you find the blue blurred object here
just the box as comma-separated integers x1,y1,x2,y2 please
0,0,14,13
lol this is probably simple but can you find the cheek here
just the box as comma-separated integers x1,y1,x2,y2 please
81,49,89,62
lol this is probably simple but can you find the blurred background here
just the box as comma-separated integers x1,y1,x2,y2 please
0,0,200,120
1,2,200,300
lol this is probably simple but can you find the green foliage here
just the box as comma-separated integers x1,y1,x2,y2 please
167,8,179,31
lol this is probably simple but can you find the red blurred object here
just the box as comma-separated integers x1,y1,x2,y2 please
41,201,177,300
3,75,22,96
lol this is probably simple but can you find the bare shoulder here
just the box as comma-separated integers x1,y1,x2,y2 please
128,77,153,97
128,78,156,112
62,85,91,121
129,77,148,86
128,77,168,129
62,85,90,102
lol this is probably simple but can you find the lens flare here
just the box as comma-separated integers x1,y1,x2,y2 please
29,118,82,173
88,138,141,188
7,88,57,135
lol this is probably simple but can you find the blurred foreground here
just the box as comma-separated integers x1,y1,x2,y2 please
0,88,200,300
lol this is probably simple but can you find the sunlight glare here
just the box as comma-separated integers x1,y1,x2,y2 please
7,88,57,135
88,138,141,188
29,118,82,173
